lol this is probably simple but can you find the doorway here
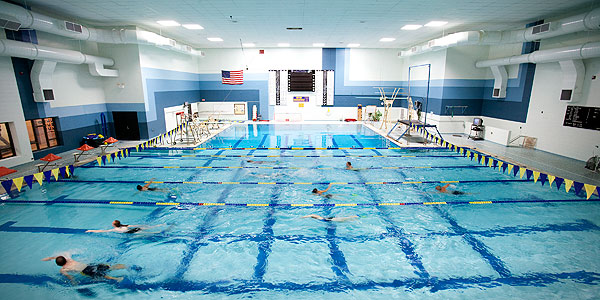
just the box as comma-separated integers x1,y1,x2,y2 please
112,112,140,140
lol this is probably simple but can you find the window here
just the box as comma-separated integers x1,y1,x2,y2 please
0,123,16,159
26,118,59,151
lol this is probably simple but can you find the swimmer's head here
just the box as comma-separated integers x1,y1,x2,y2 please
435,186,442,191
55,256,67,266
312,188,318,194
346,162,352,167
136,185,143,191
113,220,123,227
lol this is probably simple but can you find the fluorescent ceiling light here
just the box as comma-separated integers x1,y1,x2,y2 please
379,38,395,42
401,24,422,30
278,43,290,47
182,24,203,30
156,20,180,26
313,43,325,47
242,43,256,47
425,21,448,27
347,43,360,47
207,37,223,42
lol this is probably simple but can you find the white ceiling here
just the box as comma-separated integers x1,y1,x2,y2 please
18,0,600,49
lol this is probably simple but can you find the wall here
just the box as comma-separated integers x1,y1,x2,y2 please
0,45,34,167
483,31,600,161
8,30,117,159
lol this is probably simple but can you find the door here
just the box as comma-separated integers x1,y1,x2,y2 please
112,112,140,140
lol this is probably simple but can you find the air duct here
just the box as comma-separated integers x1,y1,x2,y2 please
31,60,57,102
476,42,600,102
0,38,119,77
0,1,204,57
399,8,600,57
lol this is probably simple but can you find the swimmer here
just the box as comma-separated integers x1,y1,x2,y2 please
86,220,165,234
137,178,157,191
42,254,126,284
345,161,354,170
136,178,168,192
302,214,359,222
312,183,334,198
435,183,466,195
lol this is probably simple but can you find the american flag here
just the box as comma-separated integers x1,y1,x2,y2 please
222,70,244,85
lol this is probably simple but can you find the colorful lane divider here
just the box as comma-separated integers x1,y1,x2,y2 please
54,179,531,185
150,146,444,151
127,154,464,158
410,124,600,200
1,165,74,194
79,165,487,170
1,198,598,208
0,122,191,194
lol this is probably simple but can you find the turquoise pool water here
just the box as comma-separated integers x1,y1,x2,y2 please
1,124,599,299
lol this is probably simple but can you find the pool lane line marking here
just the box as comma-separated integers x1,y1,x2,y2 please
79,165,472,170
432,206,512,277
161,146,445,150
54,179,531,185
129,154,463,158
2,198,599,208
353,167,430,279
3,270,600,294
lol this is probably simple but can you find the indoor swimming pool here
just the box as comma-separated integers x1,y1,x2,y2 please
0,124,599,299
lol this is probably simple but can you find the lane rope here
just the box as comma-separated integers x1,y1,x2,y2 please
1,198,595,207
54,179,532,185
79,165,488,170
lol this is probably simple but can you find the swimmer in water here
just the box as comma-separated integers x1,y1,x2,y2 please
435,183,465,195
42,253,126,284
86,220,165,234
312,183,334,198
137,178,158,191
302,214,359,222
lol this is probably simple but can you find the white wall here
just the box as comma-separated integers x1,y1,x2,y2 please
445,46,490,79
139,44,201,73
34,32,107,108
98,43,145,103
199,48,322,73
0,53,34,167
348,48,404,81
402,49,448,81
480,32,600,161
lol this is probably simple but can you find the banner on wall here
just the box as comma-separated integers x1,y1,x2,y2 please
293,96,309,102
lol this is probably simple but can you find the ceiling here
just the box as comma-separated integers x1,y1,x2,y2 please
17,0,600,49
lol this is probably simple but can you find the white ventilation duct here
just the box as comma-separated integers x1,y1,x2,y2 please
476,42,600,102
31,60,57,102
0,1,204,57
0,38,119,77
400,8,600,57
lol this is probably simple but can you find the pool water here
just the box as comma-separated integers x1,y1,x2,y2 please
1,124,599,299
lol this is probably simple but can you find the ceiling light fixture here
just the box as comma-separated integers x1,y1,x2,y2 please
242,43,255,47
425,21,448,27
379,38,395,42
278,43,290,47
347,43,360,47
182,24,204,30
156,20,180,27
401,24,422,30
207,37,223,42
313,43,325,47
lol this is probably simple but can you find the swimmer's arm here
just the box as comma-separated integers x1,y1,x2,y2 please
322,183,333,192
42,256,57,261
441,183,450,192
85,228,117,233
60,269,77,285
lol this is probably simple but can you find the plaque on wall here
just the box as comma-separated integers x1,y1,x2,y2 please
563,105,600,131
